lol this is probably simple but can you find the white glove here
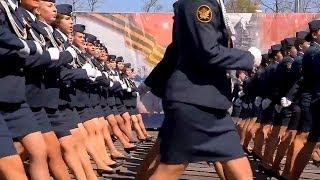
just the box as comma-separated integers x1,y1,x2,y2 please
95,70,102,77
248,47,262,67
127,87,132,92
109,81,114,88
114,76,121,82
238,91,245,97
34,41,43,55
255,96,262,107
66,46,77,58
18,39,30,58
262,98,272,110
234,98,242,106
242,103,248,109
82,63,92,70
48,47,60,61
84,67,96,78
121,83,128,90
281,97,292,107
89,76,96,81
275,104,282,113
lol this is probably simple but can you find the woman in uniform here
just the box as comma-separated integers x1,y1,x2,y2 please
287,20,320,180
53,5,99,179
0,1,37,178
150,0,261,179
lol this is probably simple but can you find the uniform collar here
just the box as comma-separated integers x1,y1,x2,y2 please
7,0,18,10
26,9,36,21
312,41,320,49
55,29,68,42
72,45,83,53
297,51,304,56
40,21,54,33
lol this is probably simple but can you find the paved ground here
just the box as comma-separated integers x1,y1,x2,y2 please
84,131,320,180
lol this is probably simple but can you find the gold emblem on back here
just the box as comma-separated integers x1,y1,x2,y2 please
197,5,212,23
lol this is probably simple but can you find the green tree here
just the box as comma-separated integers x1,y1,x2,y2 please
225,0,259,13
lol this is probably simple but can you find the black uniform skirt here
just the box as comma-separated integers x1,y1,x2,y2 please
0,115,17,158
47,108,72,138
159,101,245,164
231,104,241,118
273,107,292,127
287,105,301,130
2,103,41,138
31,107,52,134
298,93,313,132
239,104,252,120
110,105,119,115
126,106,138,115
251,103,261,118
102,105,113,117
260,105,275,125
77,107,94,123
308,99,320,142
92,105,105,118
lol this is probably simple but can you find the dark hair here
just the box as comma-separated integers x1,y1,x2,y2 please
271,50,282,59
51,14,64,29
294,39,306,51
236,70,247,78
122,66,134,76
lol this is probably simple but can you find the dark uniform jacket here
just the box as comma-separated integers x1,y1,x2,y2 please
164,0,254,110
0,2,42,104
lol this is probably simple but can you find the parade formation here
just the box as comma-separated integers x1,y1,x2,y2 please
0,0,319,180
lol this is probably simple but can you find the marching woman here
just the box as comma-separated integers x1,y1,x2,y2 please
53,4,99,179
122,63,151,142
0,0,43,179
149,0,261,179
252,44,283,161
261,38,297,174
116,58,137,141
104,57,137,152
288,20,320,180
272,32,309,177
91,42,126,160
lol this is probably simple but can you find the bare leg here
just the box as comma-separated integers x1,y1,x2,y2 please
107,114,135,148
20,132,50,180
71,128,98,180
78,122,114,171
272,130,297,173
290,142,316,180
222,157,253,180
212,162,226,180
95,117,119,164
150,163,188,180
237,119,246,145
121,112,135,140
0,155,28,180
253,124,271,158
42,131,70,180
59,135,87,180
131,115,146,140
243,118,257,151
115,114,135,142
101,120,124,158
282,132,309,179
136,139,161,180
263,125,287,169
137,114,150,137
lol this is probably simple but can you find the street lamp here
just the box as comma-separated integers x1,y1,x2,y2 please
295,0,300,13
